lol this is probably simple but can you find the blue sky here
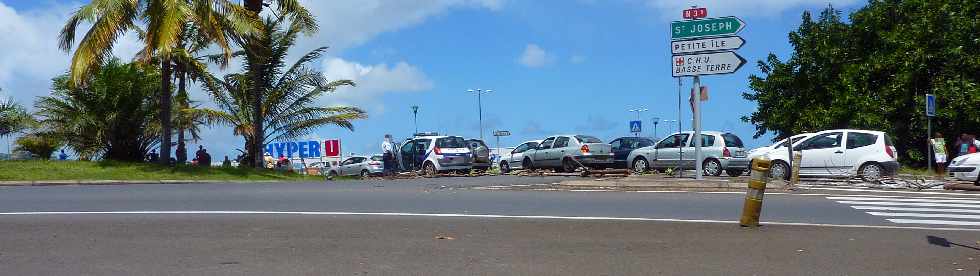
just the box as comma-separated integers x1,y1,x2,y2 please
0,0,864,160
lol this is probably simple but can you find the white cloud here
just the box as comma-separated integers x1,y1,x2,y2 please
646,0,861,18
518,44,553,68
321,57,433,109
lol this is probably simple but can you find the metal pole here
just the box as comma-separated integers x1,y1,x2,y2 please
693,76,703,180
478,92,484,140
677,77,684,178
928,118,932,175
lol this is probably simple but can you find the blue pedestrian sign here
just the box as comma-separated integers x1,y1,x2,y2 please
925,94,936,117
630,121,642,133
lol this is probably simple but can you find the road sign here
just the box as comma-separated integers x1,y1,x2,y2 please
630,121,642,133
671,16,745,40
682,7,707,19
671,36,744,55
926,94,936,117
672,51,746,77
493,130,511,137
324,139,341,157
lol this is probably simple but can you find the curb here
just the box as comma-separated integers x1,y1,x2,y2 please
0,180,288,187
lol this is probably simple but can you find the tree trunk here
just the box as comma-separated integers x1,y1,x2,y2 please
176,68,188,163
246,0,265,169
159,58,173,165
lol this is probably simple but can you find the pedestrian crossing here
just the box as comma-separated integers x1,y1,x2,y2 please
829,195,980,227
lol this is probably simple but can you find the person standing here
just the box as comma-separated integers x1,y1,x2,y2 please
381,134,395,178
58,150,68,160
222,156,232,167
930,132,947,176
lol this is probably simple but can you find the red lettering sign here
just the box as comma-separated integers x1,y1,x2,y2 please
324,139,341,157
682,8,707,20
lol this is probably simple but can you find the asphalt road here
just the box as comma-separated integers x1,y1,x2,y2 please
1,176,979,275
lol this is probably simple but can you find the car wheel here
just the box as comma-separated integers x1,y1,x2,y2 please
562,158,579,173
725,169,744,177
500,162,510,174
859,162,883,182
327,171,338,180
703,159,723,176
770,161,790,180
423,162,437,177
632,157,649,174
522,158,533,170
360,169,369,178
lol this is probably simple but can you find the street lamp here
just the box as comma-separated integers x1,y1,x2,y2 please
468,89,492,140
651,117,660,139
628,108,648,136
411,105,420,135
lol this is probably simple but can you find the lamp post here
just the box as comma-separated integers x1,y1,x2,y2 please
651,117,660,139
628,108,648,136
468,89,492,140
411,105,419,135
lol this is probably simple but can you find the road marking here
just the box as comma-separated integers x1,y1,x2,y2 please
828,196,980,204
835,201,980,209
803,187,980,197
886,219,980,226
853,206,980,214
0,211,978,232
867,212,980,220
569,189,612,192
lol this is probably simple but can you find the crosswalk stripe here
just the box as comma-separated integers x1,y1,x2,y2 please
827,194,980,200
886,219,980,226
804,187,980,197
828,196,980,204
835,200,980,209
867,212,980,220
852,206,980,214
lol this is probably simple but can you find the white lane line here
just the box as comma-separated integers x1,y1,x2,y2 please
828,196,980,204
853,206,980,214
699,192,744,194
867,212,980,220
836,201,980,209
803,187,980,197
887,219,980,226
633,191,690,193
569,190,611,192
1,211,978,231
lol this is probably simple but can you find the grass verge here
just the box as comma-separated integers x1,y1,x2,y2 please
0,160,324,182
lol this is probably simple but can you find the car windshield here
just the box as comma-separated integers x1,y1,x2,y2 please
466,139,488,149
722,133,744,148
435,137,466,148
370,156,383,161
575,135,602,143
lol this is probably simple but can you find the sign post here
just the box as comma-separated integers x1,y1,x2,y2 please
926,94,936,174
670,9,746,180
630,121,642,136
493,130,511,169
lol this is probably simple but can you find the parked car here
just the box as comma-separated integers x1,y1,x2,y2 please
466,139,491,172
609,137,656,169
947,152,980,183
746,133,814,165
628,131,750,177
763,129,899,181
499,140,542,173
396,135,473,176
523,135,613,172
325,155,385,178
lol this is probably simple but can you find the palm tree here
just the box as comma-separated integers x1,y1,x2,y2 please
0,89,31,138
195,18,366,166
241,0,317,168
58,0,259,165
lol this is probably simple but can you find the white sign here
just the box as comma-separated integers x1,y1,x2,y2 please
671,36,744,55
671,51,746,77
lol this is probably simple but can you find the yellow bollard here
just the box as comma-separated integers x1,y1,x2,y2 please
740,158,771,227
790,151,802,185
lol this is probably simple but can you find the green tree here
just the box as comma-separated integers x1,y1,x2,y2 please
58,0,258,165
36,59,164,161
0,90,32,138
194,18,366,166
15,132,64,160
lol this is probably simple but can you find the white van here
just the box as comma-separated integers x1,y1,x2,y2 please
764,129,899,181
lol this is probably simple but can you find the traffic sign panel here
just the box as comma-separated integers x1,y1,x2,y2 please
672,51,746,77
630,121,642,133
671,36,744,55
926,94,936,117
671,16,745,40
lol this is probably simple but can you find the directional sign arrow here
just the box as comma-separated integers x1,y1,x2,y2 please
671,51,746,77
671,16,745,40
671,36,745,55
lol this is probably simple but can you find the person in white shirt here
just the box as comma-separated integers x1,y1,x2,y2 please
381,134,395,177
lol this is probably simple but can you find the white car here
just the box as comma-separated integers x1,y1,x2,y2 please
747,133,814,164
325,155,385,178
948,153,980,183
763,129,899,181
396,135,473,176
498,140,542,173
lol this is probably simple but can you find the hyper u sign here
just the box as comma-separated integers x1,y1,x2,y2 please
265,139,341,158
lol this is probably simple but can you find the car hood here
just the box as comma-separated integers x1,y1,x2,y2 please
951,153,980,166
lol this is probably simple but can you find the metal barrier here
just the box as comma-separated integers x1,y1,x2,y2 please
740,158,771,227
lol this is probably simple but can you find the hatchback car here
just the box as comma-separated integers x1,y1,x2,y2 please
499,140,542,173
947,152,980,183
609,137,656,169
763,129,899,181
465,139,491,172
628,131,749,177
746,133,814,165
326,155,385,178
523,135,613,172
396,135,473,176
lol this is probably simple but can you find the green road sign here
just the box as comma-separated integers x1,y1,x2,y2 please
671,16,745,40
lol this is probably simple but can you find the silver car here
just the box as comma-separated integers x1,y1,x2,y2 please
326,155,385,178
523,135,614,172
628,131,749,177
499,140,542,173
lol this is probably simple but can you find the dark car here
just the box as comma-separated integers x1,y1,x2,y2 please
465,139,491,172
609,137,656,169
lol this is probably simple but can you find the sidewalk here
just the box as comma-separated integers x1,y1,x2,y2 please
0,180,286,186
557,175,789,191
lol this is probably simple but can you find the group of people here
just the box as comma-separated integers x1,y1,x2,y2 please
262,153,293,170
144,145,214,167
930,133,980,173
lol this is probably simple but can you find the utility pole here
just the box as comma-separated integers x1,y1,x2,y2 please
652,117,661,139
677,77,684,178
693,76,703,180
467,89,492,140
411,105,420,135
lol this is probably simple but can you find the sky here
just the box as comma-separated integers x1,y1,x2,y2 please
0,0,865,160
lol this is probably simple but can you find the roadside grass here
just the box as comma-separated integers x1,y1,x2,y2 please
0,160,326,181
898,166,942,177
